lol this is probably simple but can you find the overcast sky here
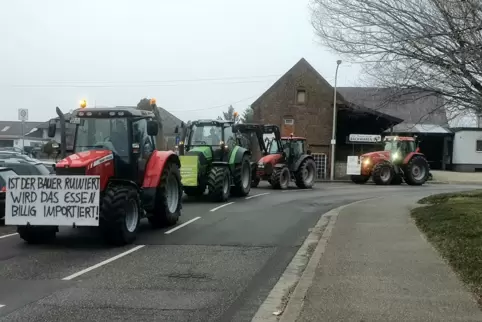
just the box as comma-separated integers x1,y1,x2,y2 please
1,0,361,123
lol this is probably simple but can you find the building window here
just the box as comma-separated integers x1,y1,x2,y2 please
476,140,482,152
296,89,306,104
284,118,294,125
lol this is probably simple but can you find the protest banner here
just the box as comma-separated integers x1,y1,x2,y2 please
5,175,100,226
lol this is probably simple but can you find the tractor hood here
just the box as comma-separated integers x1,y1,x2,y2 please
360,150,391,160
56,150,114,168
259,153,283,165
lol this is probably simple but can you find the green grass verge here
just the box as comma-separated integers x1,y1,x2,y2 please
412,190,482,305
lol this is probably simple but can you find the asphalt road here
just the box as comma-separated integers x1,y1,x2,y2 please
0,182,481,322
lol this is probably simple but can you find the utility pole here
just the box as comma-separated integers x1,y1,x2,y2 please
330,60,342,181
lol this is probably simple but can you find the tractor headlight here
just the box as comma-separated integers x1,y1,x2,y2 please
363,158,370,166
392,152,400,161
257,162,264,168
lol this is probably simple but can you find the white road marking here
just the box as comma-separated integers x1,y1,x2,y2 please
62,245,145,281
210,202,235,212
164,217,201,235
281,189,310,193
0,232,18,239
245,192,270,200
0,304,5,308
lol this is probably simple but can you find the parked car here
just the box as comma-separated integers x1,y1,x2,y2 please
0,167,18,225
0,157,51,176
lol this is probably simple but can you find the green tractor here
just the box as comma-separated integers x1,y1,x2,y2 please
177,119,252,201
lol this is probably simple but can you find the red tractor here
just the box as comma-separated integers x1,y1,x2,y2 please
350,136,430,185
243,124,316,189
17,100,183,245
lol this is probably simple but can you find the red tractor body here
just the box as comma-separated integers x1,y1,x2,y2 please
17,103,183,246
351,136,430,185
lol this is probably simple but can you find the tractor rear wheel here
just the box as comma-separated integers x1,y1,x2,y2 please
207,166,231,202
17,226,57,244
351,175,369,184
271,165,290,189
148,161,183,228
231,154,252,197
295,158,316,188
404,155,430,185
372,162,394,185
100,185,140,246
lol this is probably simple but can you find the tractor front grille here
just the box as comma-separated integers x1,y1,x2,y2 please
55,167,86,176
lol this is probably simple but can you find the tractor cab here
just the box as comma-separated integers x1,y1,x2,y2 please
266,134,311,170
382,136,418,163
178,119,236,161
48,107,159,186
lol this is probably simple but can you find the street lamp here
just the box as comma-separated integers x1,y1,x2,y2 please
330,60,342,181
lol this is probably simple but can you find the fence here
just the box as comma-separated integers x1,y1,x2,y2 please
312,153,328,180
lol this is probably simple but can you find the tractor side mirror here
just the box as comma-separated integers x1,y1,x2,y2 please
307,149,312,155
48,120,56,138
147,120,159,136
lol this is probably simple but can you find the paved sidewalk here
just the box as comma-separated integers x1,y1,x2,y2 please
294,197,482,322
431,170,482,184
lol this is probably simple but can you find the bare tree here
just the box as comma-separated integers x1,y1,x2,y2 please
310,0,482,119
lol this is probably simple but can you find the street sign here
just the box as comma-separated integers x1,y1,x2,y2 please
348,134,381,143
18,109,28,121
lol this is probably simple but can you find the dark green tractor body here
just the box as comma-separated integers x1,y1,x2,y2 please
177,120,252,201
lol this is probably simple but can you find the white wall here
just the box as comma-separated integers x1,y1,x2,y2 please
453,130,482,164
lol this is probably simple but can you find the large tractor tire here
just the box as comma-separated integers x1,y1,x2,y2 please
207,166,231,202
231,154,252,197
148,161,183,228
351,175,369,184
372,162,394,185
295,158,316,189
404,155,430,185
17,226,57,244
100,185,141,246
270,165,290,189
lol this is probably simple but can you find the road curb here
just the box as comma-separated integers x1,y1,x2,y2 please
251,197,380,322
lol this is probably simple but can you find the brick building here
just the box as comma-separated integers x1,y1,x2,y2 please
251,58,448,178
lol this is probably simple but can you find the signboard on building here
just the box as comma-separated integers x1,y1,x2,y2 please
348,134,382,143
346,156,361,175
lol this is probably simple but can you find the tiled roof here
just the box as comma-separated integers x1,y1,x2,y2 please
0,121,44,139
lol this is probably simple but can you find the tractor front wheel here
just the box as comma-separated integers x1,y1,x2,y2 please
17,226,57,244
100,185,140,246
295,158,316,188
231,154,252,197
351,175,369,184
207,167,231,202
271,166,290,189
404,155,430,185
372,162,394,185
149,161,183,228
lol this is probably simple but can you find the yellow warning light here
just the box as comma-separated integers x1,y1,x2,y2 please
80,99,87,108
290,132,294,136
150,98,157,105
233,111,239,118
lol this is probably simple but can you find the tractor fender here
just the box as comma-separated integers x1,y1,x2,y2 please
107,178,139,190
229,146,251,165
402,152,425,165
293,154,315,171
212,161,229,167
142,150,180,189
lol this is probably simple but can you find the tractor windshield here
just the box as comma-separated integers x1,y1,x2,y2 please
281,139,305,158
74,118,129,158
384,140,417,154
188,124,223,146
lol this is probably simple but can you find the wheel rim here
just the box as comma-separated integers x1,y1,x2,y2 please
303,163,314,183
166,173,180,213
241,162,250,189
281,169,289,185
223,172,229,195
125,199,139,233
380,167,391,182
411,164,426,181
